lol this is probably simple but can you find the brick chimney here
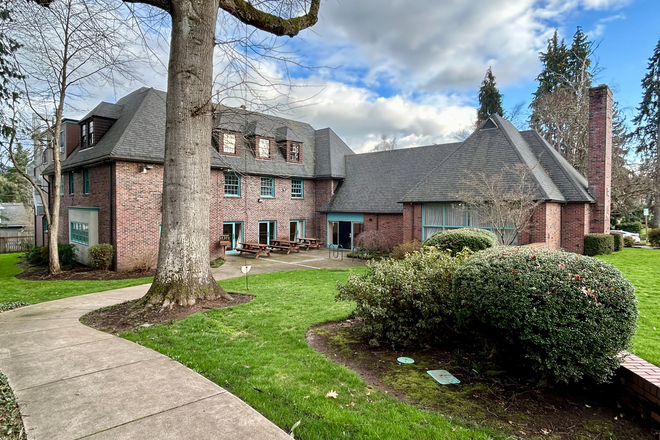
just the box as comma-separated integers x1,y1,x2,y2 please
588,85,613,234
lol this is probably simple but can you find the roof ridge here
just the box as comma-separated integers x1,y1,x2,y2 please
525,130,593,202
491,115,553,201
109,88,157,158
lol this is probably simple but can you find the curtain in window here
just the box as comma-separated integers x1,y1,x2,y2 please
423,204,443,226
444,203,466,226
423,227,443,240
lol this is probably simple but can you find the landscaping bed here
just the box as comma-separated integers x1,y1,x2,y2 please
309,319,654,439
14,262,154,281
0,372,26,440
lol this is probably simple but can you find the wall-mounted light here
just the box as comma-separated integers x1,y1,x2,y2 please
257,198,263,203
140,164,154,174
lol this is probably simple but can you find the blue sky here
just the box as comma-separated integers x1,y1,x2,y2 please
90,0,660,153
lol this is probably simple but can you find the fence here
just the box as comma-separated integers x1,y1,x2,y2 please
0,234,33,254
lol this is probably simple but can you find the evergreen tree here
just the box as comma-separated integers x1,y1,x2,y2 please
633,38,660,226
530,27,595,174
476,67,504,125
534,30,569,97
633,38,660,159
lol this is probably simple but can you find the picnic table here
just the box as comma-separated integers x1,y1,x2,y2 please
237,242,271,259
268,239,301,254
297,237,322,250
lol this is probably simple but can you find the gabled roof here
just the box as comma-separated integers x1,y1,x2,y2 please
319,143,461,213
400,115,573,204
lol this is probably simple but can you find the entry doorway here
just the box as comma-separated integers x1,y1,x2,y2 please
258,221,277,244
223,222,243,252
289,220,305,241
328,221,363,249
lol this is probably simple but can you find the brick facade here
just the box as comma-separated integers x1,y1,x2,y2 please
55,164,113,247
561,203,591,254
520,202,562,249
222,174,318,243
363,213,404,250
402,204,423,243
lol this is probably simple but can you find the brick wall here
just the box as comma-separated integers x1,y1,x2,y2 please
313,179,339,243
588,85,613,235
223,174,318,243
402,204,423,242
545,202,562,249
114,162,163,270
520,203,562,249
562,203,590,254
363,213,404,250
619,352,660,423
57,164,113,247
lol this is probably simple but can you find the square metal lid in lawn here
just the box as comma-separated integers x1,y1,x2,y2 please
427,370,460,385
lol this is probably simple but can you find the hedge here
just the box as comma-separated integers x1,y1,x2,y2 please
452,246,637,384
422,228,498,256
610,231,624,252
584,233,614,256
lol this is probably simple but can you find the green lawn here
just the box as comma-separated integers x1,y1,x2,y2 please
598,247,660,366
0,253,152,305
123,269,505,440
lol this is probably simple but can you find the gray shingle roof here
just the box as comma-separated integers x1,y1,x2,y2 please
80,102,123,121
319,143,461,213
0,203,29,228
314,128,355,179
400,115,568,204
520,130,593,202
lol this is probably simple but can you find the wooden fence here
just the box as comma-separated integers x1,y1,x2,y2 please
0,234,33,254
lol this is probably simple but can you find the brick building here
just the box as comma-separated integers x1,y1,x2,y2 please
45,85,612,270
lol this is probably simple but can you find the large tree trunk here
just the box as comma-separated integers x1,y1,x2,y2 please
141,0,229,308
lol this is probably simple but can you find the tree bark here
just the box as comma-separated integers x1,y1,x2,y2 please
140,0,230,308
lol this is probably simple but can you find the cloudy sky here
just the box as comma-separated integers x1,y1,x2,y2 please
83,0,660,153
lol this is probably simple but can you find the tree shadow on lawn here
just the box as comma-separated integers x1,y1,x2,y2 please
308,319,657,440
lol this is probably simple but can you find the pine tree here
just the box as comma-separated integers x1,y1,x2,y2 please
567,26,592,88
476,67,504,125
633,38,660,226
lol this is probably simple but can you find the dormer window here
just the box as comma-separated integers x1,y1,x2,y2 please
289,142,301,163
223,133,236,154
81,120,95,148
258,138,271,158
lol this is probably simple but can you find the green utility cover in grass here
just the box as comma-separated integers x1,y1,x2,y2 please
427,370,460,385
397,357,414,364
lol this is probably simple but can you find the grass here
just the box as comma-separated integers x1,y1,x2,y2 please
0,253,152,306
598,247,660,366
122,269,506,440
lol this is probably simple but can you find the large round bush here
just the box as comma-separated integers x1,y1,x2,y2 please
452,247,637,384
423,228,498,255
336,247,471,347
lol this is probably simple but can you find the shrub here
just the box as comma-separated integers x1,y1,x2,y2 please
126,249,157,273
25,246,48,266
88,244,114,270
610,231,624,252
453,246,637,384
619,221,642,234
584,233,614,256
624,236,635,247
423,228,498,256
353,230,391,254
648,228,660,247
58,243,77,267
25,244,77,267
390,240,421,259
336,247,472,347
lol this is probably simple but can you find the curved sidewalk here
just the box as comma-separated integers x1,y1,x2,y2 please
0,250,362,439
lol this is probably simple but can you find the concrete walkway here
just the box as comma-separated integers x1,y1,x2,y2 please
0,250,363,440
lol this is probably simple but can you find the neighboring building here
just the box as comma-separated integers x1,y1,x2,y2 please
29,116,80,246
0,203,31,236
44,85,613,269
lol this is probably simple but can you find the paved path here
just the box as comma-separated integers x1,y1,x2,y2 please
0,250,363,439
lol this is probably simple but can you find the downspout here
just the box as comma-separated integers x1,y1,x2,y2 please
410,203,414,241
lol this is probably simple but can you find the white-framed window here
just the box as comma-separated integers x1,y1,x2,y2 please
223,133,236,154
258,138,271,158
289,142,301,162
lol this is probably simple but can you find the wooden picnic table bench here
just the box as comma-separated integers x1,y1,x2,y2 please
297,237,322,250
268,239,301,254
237,242,271,259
